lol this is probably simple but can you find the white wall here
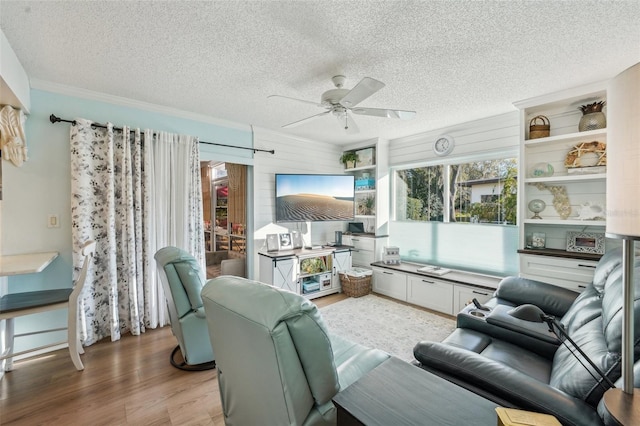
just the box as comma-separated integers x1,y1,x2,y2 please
252,128,347,275
389,112,519,166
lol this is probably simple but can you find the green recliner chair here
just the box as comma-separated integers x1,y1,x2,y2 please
155,246,216,370
201,276,390,426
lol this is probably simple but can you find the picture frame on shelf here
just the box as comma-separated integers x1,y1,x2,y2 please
355,147,375,167
566,231,605,255
266,234,279,252
278,233,293,250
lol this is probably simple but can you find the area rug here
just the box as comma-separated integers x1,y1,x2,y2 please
320,294,456,362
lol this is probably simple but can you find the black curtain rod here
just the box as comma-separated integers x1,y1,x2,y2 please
49,114,274,154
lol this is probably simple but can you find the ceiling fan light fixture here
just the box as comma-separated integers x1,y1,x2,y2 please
270,75,415,132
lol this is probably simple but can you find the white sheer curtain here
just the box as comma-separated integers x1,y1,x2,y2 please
70,118,204,345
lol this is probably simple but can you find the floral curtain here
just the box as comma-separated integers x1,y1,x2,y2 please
70,118,204,345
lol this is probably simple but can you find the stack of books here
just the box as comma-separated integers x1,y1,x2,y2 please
417,265,451,276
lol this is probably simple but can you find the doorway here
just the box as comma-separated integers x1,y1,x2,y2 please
201,161,247,279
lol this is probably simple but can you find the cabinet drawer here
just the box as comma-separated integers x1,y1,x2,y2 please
348,236,375,251
372,268,407,301
407,276,453,315
519,254,596,291
453,285,493,314
352,249,374,267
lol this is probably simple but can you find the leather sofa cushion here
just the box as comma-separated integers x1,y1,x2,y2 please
155,246,206,318
592,246,624,292
330,333,390,390
494,276,577,317
440,328,552,383
550,315,621,406
560,284,602,334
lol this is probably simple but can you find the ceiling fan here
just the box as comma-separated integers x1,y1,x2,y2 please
268,75,416,133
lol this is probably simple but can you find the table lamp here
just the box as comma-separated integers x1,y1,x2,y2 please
604,61,640,425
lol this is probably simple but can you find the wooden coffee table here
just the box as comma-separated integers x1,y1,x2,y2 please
333,356,499,426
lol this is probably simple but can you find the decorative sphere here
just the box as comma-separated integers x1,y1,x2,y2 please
528,199,546,219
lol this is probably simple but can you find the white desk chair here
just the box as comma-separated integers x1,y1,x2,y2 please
0,240,96,371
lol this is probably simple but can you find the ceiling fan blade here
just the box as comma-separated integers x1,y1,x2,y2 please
351,107,416,120
268,94,323,108
282,110,331,128
338,77,385,108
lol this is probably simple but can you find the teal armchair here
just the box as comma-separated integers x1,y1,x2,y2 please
155,246,215,370
201,275,389,425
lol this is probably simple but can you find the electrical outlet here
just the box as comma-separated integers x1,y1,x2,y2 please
47,214,60,228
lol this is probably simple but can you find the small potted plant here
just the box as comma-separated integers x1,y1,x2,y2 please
358,195,375,215
339,151,359,169
363,195,375,215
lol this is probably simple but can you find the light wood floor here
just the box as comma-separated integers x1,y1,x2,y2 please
0,292,348,425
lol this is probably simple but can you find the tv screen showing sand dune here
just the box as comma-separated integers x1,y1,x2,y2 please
275,174,355,222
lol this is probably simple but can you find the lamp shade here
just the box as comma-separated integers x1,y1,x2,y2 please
606,62,640,239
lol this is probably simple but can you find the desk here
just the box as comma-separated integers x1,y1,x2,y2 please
0,252,59,276
0,252,59,373
332,357,499,426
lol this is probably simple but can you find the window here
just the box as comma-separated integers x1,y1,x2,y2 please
395,157,517,225
395,165,444,221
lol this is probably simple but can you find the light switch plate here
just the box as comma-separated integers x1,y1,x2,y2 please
48,214,60,228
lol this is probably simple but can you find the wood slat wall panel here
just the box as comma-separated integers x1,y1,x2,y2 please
389,112,520,167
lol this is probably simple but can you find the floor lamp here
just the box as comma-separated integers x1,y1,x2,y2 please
604,62,640,425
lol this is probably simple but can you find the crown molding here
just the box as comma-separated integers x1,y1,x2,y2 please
30,78,251,132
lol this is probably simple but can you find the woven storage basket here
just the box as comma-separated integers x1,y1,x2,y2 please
529,115,550,139
339,272,372,298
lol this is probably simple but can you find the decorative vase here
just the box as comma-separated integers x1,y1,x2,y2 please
578,101,606,132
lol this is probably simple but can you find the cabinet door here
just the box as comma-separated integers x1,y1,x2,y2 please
453,285,493,314
272,258,298,293
372,268,407,301
407,276,454,315
332,250,352,288
519,254,596,292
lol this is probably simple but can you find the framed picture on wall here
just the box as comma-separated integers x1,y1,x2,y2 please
566,231,605,254
278,233,293,250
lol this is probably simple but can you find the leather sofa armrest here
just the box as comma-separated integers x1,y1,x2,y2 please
495,276,579,316
485,305,559,345
413,341,604,426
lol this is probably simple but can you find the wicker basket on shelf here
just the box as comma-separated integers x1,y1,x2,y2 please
529,115,550,139
339,271,372,298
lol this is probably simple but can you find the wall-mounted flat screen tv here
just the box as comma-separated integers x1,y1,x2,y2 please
275,174,355,222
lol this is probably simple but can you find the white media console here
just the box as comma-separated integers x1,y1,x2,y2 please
258,247,352,299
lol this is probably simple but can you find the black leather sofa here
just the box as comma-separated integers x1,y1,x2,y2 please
414,247,640,426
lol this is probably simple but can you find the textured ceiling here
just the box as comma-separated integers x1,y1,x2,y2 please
1,1,639,145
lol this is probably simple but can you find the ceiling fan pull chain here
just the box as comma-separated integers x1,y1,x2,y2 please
344,114,349,130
